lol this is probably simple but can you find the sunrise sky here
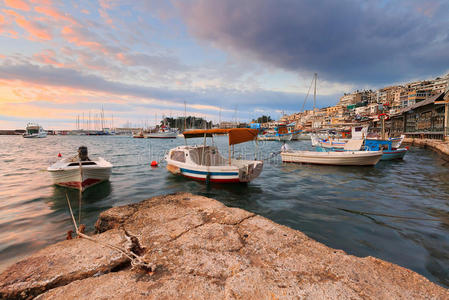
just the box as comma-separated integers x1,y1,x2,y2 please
1,0,448,129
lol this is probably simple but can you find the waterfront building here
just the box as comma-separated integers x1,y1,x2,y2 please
388,91,447,139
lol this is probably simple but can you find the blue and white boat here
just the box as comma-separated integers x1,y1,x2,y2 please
165,128,263,183
364,139,408,161
258,124,294,141
316,138,407,161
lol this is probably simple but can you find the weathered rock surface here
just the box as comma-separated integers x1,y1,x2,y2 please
0,229,129,299
1,192,448,299
404,138,449,157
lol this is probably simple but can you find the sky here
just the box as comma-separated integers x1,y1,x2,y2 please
0,0,448,129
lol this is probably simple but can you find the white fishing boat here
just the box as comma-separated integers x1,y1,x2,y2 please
132,129,145,138
293,132,312,140
281,150,383,166
312,126,368,149
23,123,47,138
145,125,178,138
258,125,293,141
165,128,263,183
47,146,112,190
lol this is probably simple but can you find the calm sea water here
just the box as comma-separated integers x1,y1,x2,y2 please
1,135,448,287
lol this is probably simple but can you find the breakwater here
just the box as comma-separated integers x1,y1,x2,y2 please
1,193,448,299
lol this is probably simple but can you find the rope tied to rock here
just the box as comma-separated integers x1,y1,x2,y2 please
65,193,154,273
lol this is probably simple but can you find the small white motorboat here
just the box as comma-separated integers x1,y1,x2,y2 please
281,148,383,166
165,128,263,183
47,146,112,190
132,130,145,138
145,125,178,138
23,123,47,138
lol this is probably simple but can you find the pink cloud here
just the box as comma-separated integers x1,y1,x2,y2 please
29,0,52,5
61,26,110,55
98,0,120,10
0,13,19,38
99,8,114,26
115,52,128,64
33,49,65,67
3,0,31,11
34,6,77,24
3,8,52,40
414,1,440,17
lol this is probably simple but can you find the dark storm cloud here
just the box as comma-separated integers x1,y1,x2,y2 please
178,0,449,84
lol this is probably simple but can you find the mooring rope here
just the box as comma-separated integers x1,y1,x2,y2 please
336,207,440,221
78,160,83,225
65,192,154,271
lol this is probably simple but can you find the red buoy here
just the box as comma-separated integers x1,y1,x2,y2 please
150,161,158,167
58,153,62,157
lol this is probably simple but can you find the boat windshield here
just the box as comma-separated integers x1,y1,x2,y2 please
68,162,97,166
27,129,39,134
188,147,227,166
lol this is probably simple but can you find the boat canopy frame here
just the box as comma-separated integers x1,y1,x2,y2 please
182,128,258,145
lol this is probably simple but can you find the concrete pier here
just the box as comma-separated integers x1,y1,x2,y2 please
404,138,449,157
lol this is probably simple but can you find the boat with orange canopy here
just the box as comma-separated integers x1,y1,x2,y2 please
164,128,263,183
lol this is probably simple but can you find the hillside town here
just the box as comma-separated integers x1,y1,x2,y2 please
275,74,449,140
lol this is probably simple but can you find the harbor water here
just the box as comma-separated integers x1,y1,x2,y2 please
0,135,448,287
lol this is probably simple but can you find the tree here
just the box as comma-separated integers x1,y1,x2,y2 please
252,115,272,123
161,116,212,130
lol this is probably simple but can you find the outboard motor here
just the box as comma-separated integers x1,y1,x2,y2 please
78,146,89,161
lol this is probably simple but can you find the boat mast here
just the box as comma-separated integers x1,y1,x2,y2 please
313,72,317,111
184,101,187,131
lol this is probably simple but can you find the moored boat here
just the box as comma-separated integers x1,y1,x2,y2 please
258,124,293,141
281,148,382,166
47,146,112,190
23,123,47,138
132,130,145,138
364,139,408,161
145,125,178,138
165,128,263,183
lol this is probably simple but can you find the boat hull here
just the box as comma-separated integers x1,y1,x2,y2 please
23,133,47,138
281,151,383,166
48,165,112,190
293,133,311,140
165,145,263,183
178,167,241,183
145,133,178,139
381,148,407,160
166,163,263,183
258,134,292,141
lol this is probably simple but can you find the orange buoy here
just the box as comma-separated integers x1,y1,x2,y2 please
58,153,62,157
150,161,158,167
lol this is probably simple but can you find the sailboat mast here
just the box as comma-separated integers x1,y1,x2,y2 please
313,72,317,111
184,101,187,130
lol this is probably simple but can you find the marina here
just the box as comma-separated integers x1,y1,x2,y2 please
1,134,449,288
1,0,449,296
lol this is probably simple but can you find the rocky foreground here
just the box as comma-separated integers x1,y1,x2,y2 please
1,193,448,299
